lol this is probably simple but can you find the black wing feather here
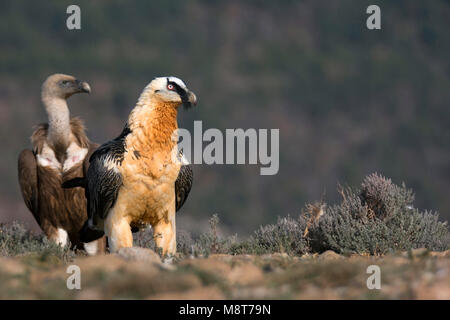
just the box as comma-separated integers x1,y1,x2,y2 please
175,164,193,211
85,125,130,225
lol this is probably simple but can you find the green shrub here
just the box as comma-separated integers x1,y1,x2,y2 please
231,216,309,255
359,173,415,220
308,173,449,254
192,214,238,256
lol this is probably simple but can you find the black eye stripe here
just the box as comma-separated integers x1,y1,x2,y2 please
167,80,188,102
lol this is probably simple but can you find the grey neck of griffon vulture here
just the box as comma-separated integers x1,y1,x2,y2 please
41,74,91,153
42,93,71,151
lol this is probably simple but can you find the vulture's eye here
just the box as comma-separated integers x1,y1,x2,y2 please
61,80,70,86
167,84,174,90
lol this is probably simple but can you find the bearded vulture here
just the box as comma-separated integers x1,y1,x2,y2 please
17,74,105,255
73,77,196,254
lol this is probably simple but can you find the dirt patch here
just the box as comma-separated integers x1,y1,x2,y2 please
0,249,448,299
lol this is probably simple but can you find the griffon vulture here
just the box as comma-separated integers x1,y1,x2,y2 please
17,73,105,254
72,77,196,254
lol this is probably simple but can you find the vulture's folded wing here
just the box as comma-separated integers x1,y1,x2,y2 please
87,151,123,224
17,149,39,220
175,164,193,212
86,125,130,224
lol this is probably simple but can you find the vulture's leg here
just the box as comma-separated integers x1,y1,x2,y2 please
83,240,99,256
49,227,69,247
41,221,68,247
153,204,176,255
105,211,132,253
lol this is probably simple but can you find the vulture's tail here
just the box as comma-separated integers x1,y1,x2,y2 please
79,220,105,243
62,177,86,189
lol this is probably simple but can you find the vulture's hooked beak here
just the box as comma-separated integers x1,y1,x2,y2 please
76,80,91,94
183,90,197,109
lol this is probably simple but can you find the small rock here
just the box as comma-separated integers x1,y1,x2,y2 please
116,247,161,264
430,250,450,258
318,250,342,260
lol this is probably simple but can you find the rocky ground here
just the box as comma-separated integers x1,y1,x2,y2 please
0,248,448,299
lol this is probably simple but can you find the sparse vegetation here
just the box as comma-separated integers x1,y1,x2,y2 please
226,173,448,256
134,214,239,257
0,221,74,262
230,216,309,256
2,174,449,259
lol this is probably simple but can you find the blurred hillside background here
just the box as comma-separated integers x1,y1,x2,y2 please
0,0,449,236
